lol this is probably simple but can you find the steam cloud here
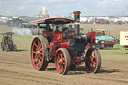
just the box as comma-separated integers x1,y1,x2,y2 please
12,28,32,36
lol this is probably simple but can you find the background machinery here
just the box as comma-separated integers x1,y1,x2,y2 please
1,32,17,51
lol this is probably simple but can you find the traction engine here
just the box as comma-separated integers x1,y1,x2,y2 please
30,11,101,75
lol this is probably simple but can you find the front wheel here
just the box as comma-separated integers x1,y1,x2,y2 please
31,37,48,71
55,48,71,75
85,48,101,73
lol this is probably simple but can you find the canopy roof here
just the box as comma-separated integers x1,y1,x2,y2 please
29,18,74,25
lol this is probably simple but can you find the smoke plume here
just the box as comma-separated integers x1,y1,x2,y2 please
12,28,32,36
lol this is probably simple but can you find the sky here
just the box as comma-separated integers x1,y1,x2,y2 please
0,0,128,16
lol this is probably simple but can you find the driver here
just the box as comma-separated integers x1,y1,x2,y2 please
62,27,68,32
45,24,53,43
4,35,8,44
55,26,60,32
46,24,53,32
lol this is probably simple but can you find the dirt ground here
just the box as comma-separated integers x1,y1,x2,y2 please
0,24,128,85
0,47,128,85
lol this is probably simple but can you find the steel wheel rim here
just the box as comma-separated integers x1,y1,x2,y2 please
55,51,66,74
5,44,8,51
31,38,43,70
86,51,97,73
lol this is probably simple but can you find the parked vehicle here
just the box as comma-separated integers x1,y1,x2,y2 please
120,30,128,50
91,29,116,49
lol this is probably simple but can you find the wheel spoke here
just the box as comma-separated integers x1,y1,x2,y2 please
34,43,38,48
39,48,43,52
39,54,42,59
59,53,62,58
31,37,49,70
39,52,43,55
91,57,96,65
62,57,65,60
34,54,38,58
35,57,38,63
62,57,65,65
59,64,64,73
32,51,36,54
85,49,101,73
57,57,60,61
56,52,65,73
34,39,42,67
36,62,40,67
38,58,42,65
59,53,65,66
60,63,64,70
55,48,70,74
38,39,40,46
38,42,42,50
62,61,65,65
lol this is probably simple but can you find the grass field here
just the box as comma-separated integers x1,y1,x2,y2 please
0,24,128,56
0,24,128,85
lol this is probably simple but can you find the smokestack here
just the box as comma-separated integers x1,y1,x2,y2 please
73,11,81,35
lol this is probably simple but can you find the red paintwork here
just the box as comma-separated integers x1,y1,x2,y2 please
101,40,116,45
71,54,84,65
30,11,102,74
42,31,96,65
95,40,116,49
42,31,54,36
55,49,66,74
53,34,63,42
96,32,102,36
31,37,43,70
86,50,97,73
87,32,95,44
30,17,97,69
42,31,70,57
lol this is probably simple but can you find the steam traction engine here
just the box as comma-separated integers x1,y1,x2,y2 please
29,11,101,75
1,32,17,51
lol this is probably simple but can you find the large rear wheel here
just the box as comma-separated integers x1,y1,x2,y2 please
55,48,71,75
1,42,4,51
85,48,101,73
31,36,48,70
4,44,8,52
13,44,17,51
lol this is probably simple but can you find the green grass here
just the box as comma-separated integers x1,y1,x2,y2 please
0,25,33,51
0,25,128,57
13,35,33,51
0,25,12,33
99,44,128,57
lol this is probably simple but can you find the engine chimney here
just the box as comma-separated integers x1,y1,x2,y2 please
73,11,81,35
